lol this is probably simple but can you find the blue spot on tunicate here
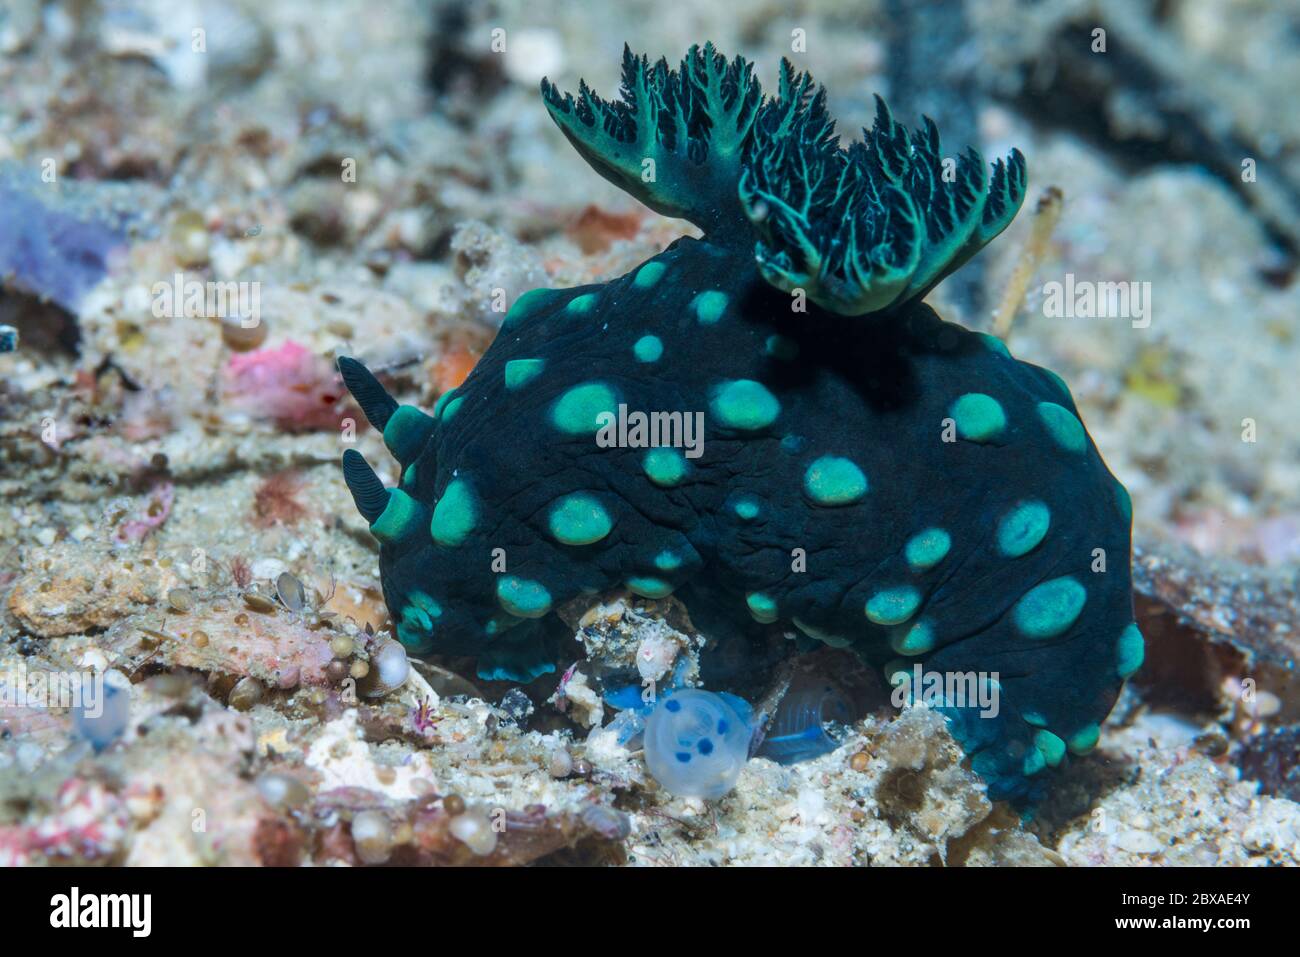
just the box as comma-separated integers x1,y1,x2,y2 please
698,738,714,755
676,752,691,763
665,699,681,712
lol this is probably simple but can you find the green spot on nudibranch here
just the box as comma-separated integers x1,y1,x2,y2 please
765,335,799,360
410,591,441,617
633,261,666,288
1022,710,1048,728
653,549,682,572
503,287,555,329
382,405,434,462
904,528,951,570
430,477,477,546
401,607,431,631
433,389,457,419
950,392,1007,443
1023,748,1046,776
732,495,761,520
441,396,464,421
803,456,868,506
633,335,663,362
566,292,598,314
980,332,1011,358
709,379,780,431
866,586,921,626
890,620,934,656
402,463,416,487
996,500,1051,558
1116,623,1145,679
642,447,687,487
484,612,524,636
548,493,613,546
793,618,853,648
370,489,424,543
399,591,443,638
627,576,673,598
1037,401,1086,453
691,290,729,324
1034,730,1066,767
745,592,778,624
1067,723,1100,755
495,576,552,618
1012,575,1086,638
504,358,545,390
552,382,618,434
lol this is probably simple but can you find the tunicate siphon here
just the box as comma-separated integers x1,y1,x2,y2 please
757,673,858,765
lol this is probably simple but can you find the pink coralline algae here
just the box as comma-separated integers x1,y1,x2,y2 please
0,779,130,866
221,340,345,432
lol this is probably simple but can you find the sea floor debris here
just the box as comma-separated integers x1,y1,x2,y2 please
1,0,1298,866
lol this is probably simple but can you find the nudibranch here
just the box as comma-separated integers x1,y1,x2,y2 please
338,45,1141,805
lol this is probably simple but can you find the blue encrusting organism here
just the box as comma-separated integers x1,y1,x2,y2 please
338,44,1143,806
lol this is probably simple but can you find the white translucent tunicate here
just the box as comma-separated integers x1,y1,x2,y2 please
72,670,131,752
643,689,753,800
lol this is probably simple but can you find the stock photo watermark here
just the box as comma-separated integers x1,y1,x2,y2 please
596,404,705,459
1042,273,1152,329
151,272,262,327
0,665,106,718
890,664,1001,719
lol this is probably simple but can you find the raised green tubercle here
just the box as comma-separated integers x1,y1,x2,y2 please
505,358,545,390
430,478,477,546
496,576,553,618
552,382,618,434
370,488,426,543
549,493,613,545
1012,576,1086,638
803,456,868,506
905,528,951,570
866,586,921,625
642,447,687,486
710,379,780,430
950,392,1007,443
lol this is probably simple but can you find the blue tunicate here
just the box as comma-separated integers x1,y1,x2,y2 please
71,671,131,752
643,689,754,799
757,674,857,765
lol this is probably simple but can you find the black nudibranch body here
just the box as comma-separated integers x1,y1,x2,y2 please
338,44,1142,805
